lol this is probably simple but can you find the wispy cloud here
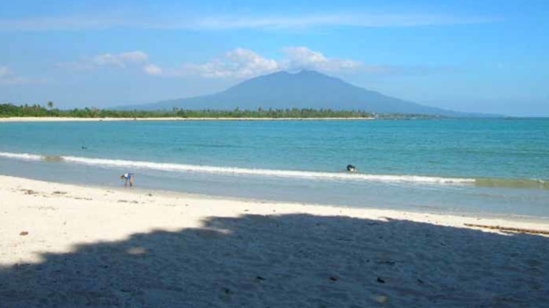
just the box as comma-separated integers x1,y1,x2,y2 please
0,16,129,31
143,64,163,76
0,66,11,77
59,51,150,71
189,13,500,30
0,66,32,85
0,12,502,32
93,51,148,67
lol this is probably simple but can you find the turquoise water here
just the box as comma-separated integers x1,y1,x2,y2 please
1,119,548,218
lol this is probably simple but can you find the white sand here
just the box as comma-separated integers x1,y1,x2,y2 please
0,117,373,122
0,175,548,307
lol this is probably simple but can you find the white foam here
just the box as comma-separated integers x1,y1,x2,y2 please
60,156,478,184
0,151,475,185
0,152,42,161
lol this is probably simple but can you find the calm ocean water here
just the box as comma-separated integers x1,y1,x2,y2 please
1,119,548,218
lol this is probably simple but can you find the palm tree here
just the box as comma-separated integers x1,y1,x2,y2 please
47,101,54,110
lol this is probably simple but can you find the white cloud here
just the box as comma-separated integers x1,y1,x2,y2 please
0,13,502,32
281,47,362,72
180,48,280,78
165,47,362,79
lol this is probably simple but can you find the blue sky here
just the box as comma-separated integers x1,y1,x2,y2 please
0,0,548,116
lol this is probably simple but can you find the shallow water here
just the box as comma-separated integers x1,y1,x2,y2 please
0,118,548,218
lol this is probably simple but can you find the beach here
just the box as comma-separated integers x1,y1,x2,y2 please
0,117,374,122
1,175,548,307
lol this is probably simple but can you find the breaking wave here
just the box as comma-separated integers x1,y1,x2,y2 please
1,151,546,189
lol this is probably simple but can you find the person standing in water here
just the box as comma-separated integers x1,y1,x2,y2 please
121,172,135,187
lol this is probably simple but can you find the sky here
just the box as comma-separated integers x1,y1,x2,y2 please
0,0,548,116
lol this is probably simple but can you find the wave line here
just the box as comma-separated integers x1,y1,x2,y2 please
0,151,479,185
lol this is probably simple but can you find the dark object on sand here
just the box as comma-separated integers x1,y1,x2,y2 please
19,231,29,236
346,164,357,172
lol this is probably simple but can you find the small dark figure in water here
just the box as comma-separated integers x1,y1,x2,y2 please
347,164,357,173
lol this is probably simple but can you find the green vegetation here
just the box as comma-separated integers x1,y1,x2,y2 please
0,103,449,119
0,103,375,119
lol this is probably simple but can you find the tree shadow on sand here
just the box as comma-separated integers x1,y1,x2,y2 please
1,214,548,307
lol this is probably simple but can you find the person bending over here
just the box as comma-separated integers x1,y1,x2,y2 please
121,172,135,187
346,165,357,173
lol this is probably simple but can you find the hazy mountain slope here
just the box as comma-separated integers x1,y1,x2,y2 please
125,70,471,116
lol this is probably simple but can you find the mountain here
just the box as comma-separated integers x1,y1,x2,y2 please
126,70,470,116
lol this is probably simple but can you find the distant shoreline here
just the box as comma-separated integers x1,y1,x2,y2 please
0,117,375,122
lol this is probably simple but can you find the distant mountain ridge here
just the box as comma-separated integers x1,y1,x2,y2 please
125,70,479,116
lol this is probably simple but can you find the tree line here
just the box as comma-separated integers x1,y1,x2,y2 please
0,103,376,119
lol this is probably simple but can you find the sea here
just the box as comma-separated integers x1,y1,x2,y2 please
0,118,548,220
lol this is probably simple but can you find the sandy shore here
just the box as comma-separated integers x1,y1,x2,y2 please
0,117,374,122
1,175,548,307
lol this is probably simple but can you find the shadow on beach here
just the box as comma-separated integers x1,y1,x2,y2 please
1,213,548,307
